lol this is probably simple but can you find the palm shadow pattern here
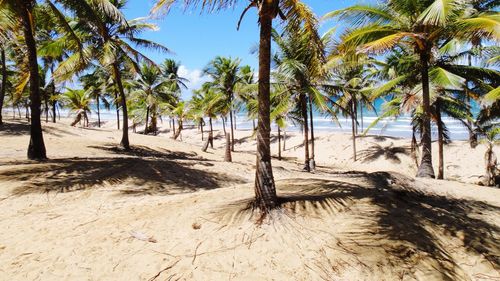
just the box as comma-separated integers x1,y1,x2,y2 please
215,172,499,280
358,143,409,163
0,144,246,196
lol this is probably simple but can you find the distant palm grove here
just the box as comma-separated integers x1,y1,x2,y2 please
0,0,498,211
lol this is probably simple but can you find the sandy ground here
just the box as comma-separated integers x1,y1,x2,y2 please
0,118,499,280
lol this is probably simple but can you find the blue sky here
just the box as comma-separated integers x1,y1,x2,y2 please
121,0,372,98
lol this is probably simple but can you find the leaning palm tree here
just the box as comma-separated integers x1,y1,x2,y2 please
62,88,91,127
325,0,499,178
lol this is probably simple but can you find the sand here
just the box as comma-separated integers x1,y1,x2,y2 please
0,118,499,280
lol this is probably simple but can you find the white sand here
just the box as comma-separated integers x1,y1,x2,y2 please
0,118,498,280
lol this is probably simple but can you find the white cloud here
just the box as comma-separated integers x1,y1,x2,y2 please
178,65,209,100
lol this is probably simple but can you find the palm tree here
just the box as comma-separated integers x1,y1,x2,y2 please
80,69,110,128
204,56,242,152
272,28,326,171
1,0,46,159
62,88,91,127
152,0,321,211
326,53,376,162
326,0,498,178
192,83,226,151
130,63,172,134
54,0,170,150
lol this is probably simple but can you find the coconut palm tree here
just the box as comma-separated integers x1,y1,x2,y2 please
325,0,499,178
129,63,172,134
192,83,227,151
54,0,170,150
204,56,243,152
80,68,111,128
152,0,321,211
272,28,327,171
62,88,91,127
1,0,47,159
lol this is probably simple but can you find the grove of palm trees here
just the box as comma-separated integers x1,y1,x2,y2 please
0,0,499,280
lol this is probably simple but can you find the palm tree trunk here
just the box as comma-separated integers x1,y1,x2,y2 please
209,117,214,148
174,119,183,140
354,98,358,135
96,96,101,128
416,50,435,178
21,1,47,160
0,48,6,126
115,91,120,130
144,106,150,134
224,133,232,162
278,126,281,161
201,118,204,141
222,116,226,135
229,95,235,151
52,100,56,123
172,118,176,136
436,100,444,180
300,94,310,172
254,7,277,211
252,119,256,131
411,126,419,168
308,96,315,170
112,63,129,149
351,102,357,162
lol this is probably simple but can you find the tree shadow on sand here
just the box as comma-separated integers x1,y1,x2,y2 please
0,121,79,137
358,143,409,164
0,145,246,196
214,172,499,280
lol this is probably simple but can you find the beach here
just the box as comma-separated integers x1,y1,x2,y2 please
0,118,499,280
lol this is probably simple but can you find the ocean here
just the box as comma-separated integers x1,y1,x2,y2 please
2,105,472,141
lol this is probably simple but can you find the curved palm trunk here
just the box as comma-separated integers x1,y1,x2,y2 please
112,63,129,149
174,119,183,140
222,116,226,135
254,8,277,211
308,96,315,170
202,117,213,152
21,2,47,160
0,48,6,125
436,100,444,180
485,144,497,186
416,50,435,178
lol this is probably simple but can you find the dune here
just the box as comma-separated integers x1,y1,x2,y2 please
0,119,499,280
